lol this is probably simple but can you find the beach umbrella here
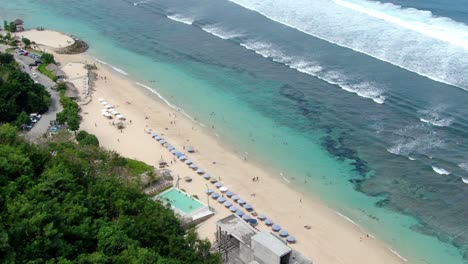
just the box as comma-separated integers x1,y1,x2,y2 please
151,132,158,137
98,98,105,101
203,174,210,180
170,149,178,154
223,201,232,207
159,140,166,145
248,219,258,226
107,107,115,111
105,104,112,108
279,229,289,237
217,197,226,203
155,135,162,140
257,214,267,221
111,110,119,115
196,168,205,174
167,145,175,151
102,112,112,118
231,195,240,201
210,177,217,183
219,186,228,193
187,147,194,153
242,214,251,221
174,152,183,158
214,182,223,188
235,210,245,217
226,191,235,198
118,115,126,120
179,155,187,161
272,224,281,232
265,219,273,226
237,199,246,205
286,236,296,244
101,101,108,105
210,192,220,199
229,205,238,212
185,159,192,165
243,204,253,211
206,189,213,194
190,164,198,169
184,176,192,182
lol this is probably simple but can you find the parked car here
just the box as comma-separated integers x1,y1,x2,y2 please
23,51,29,56
32,72,38,78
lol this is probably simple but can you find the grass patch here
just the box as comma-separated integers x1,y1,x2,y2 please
5,47,15,53
25,48,44,55
37,64,57,81
125,158,153,175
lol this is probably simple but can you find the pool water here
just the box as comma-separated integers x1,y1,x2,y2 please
158,187,204,214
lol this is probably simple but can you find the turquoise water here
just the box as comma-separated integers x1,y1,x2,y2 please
2,0,468,263
158,188,204,214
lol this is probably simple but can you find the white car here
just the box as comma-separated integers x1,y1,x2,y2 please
32,72,38,78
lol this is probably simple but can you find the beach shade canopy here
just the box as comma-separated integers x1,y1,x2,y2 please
187,147,195,153
242,214,251,221
206,189,213,194
105,104,113,109
98,98,105,101
286,236,296,243
159,140,167,145
151,132,158,137
155,135,162,140
167,145,175,151
117,115,126,120
196,168,205,174
279,229,289,237
184,176,192,182
231,195,240,201
111,110,119,115
236,210,245,217
101,101,108,105
185,159,192,165
214,182,223,188
217,197,226,203
174,152,183,158
219,186,228,193
243,204,253,211
226,191,235,198
248,218,258,226
210,192,220,199
190,163,198,169
257,214,267,221
265,219,273,226
224,201,232,207
210,177,218,183
237,199,246,205
179,155,187,161
229,205,238,212
203,174,210,180
170,149,178,154
272,224,281,232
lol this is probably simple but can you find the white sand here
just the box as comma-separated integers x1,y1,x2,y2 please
15,30,74,48
61,62,89,100
46,35,406,264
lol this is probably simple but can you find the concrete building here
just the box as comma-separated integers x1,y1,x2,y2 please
214,215,312,264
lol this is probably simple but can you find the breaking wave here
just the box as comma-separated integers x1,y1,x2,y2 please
167,14,195,25
418,106,454,127
432,166,450,175
200,24,244,40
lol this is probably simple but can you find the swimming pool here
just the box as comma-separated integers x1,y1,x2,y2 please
158,187,204,214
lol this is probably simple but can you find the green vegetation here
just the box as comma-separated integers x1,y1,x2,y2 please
55,82,67,92
37,64,57,81
3,20,16,32
56,91,80,132
41,52,55,64
21,37,31,48
76,130,99,146
0,124,220,263
124,158,154,175
0,52,50,126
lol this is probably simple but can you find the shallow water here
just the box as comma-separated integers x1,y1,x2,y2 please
2,0,468,262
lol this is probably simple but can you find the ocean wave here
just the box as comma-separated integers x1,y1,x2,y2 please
229,0,468,90
419,117,453,127
462,178,468,184
95,59,129,75
240,40,385,104
200,24,244,40
386,125,444,156
167,14,194,25
432,166,450,175
418,105,454,127
458,162,468,171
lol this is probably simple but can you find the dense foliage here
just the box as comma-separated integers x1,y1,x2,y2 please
56,91,80,132
76,130,99,146
0,124,220,263
0,52,50,125
41,53,55,64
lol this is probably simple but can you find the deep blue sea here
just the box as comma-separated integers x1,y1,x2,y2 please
2,0,468,262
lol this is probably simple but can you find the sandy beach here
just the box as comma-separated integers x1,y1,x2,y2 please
28,30,405,264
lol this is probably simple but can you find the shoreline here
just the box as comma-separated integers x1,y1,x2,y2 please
27,29,405,263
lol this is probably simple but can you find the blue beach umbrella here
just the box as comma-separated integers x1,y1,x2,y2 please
203,174,210,180
226,191,235,198
229,205,238,212
243,204,253,211
272,224,281,232
235,210,245,217
279,229,288,237
211,192,220,199
214,182,223,188
248,219,258,226
206,189,213,194
265,219,273,226
187,147,194,153
231,195,240,201
196,168,205,174
242,214,251,221
179,155,187,161
151,132,158,137
286,236,296,243
159,140,167,145
237,199,246,205
257,214,266,221
155,135,162,140
190,164,198,169
170,149,177,154
167,145,175,151
185,159,192,165
217,197,226,203
175,152,183,158
224,201,232,207
210,177,218,183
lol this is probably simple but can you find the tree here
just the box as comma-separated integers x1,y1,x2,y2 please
67,114,80,133
8,22,15,33
14,111,30,128
0,53,13,64
41,53,55,64
21,38,31,48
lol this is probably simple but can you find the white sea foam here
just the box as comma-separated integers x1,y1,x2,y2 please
458,162,468,171
167,14,195,25
462,178,468,184
388,247,408,262
335,211,358,226
95,58,129,75
408,157,415,161
387,125,444,156
200,24,243,40
419,117,453,127
229,0,468,90
240,40,386,104
418,106,454,127
432,166,450,175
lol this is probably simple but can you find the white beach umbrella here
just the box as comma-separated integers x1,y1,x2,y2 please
101,109,109,112
219,187,228,193
105,104,113,109
108,108,115,112
101,101,108,105
111,110,119,115
98,98,105,102
116,115,126,120
102,112,112,118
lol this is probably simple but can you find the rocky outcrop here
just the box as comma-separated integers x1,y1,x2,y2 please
55,38,89,54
